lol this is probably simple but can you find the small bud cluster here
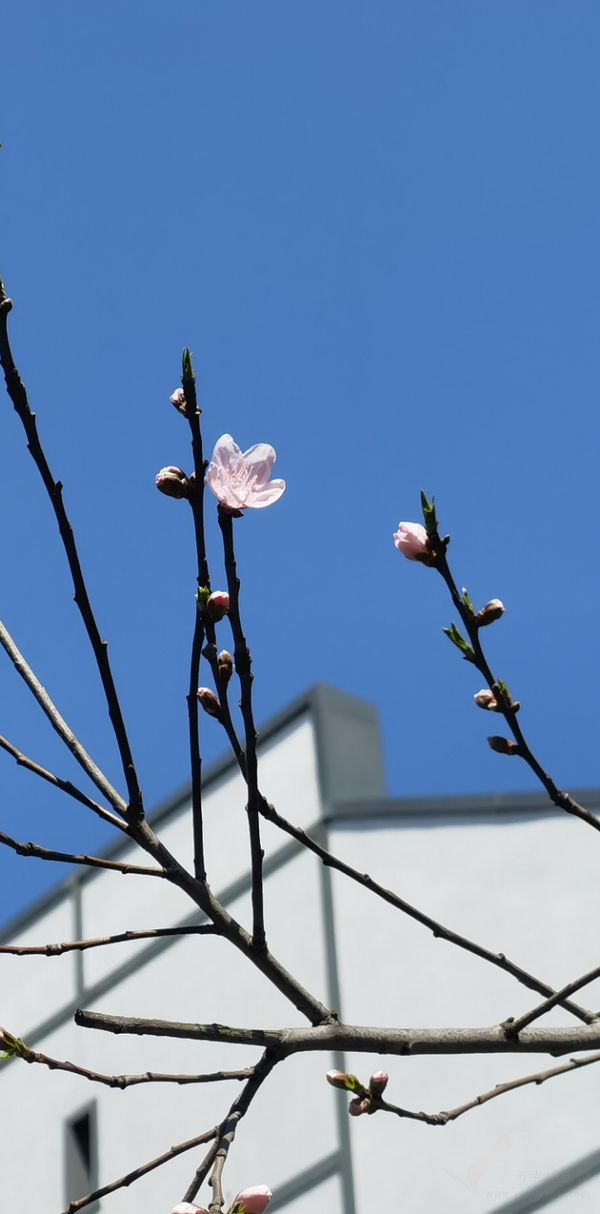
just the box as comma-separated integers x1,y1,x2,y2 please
326,1068,389,1117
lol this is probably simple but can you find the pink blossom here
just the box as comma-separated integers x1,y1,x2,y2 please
232,1185,272,1213
206,435,285,511
171,1204,209,1214
393,522,429,561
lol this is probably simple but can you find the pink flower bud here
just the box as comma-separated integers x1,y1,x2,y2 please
393,522,430,562
171,1204,209,1214
155,467,191,500
474,689,499,711
326,1069,352,1089
476,598,505,626
369,1070,389,1095
170,388,188,414
232,1186,272,1213
197,688,222,719
487,735,520,756
206,591,230,621
217,650,234,683
348,1095,371,1116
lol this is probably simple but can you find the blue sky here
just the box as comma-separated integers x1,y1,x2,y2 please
0,0,599,923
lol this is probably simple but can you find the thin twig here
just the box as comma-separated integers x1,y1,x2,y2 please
0,829,165,877
59,1126,217,1213
509,961,600,1037
0,617,127,818
218,509,265,951
188,609,207,881
17,1043,253,1089
183,1138,221,1205
0,923,218,956
0,733,128,832
0,289,142,818
375,1049,600,1125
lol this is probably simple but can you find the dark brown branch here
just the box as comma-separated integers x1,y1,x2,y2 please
183,361,210,883
207,1051,279,1213
114,815,334,1025
0,733,128,832
0,617,128,818
0,923,218,956
508,962,600,1037
18,1043,252,1089
0,289,142,819
74,1010,600,1056
183,1139,221,1205
0,829,166,877
255,800,595,1024
375,1049,600,1125
218,509,265,952
59,1126,217,1213
427,522,600,834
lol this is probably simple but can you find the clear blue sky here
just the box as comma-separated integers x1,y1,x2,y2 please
0,0,599,924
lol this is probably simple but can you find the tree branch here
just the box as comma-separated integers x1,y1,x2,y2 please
0,829,166,877
0,923,218,957
17,1042,253,1089
74,1010,600,1057
0,617,128,819
508,961,600,1037
218,509,265,952
59,1126,217,1213
0,289,142,819
0,732,128,832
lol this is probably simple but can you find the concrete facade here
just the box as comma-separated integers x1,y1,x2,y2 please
1,685,599,1213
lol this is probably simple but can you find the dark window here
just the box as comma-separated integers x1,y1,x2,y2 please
64,1103,99,1211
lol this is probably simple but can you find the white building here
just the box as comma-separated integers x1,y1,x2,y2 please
1,684,600,1214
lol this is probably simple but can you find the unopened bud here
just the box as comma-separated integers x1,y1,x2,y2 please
155,467,190,500
170,388,188,415
476,599,505,626
217,650,233,683
369,1070,389,1096
348,1095,371,1116
487,736,520,756
171,1205,208,1214
474,689,499,711
202,643,218,662
231,1187,272,1214
197,688,222,720
326,1069,352,1090
206,591,230,621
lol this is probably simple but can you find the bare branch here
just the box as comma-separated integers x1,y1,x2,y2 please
0,290,143,818
374,1050,600,1125
59,1126,217,1213
218,508,265,952
0,732,129,832
255,799,596,1024
19,1043,253,1089
509,961,600,1037
181,359,210,884
207,1051,279,1213
0,923,218,957
0,829,166,877
74,1011,600,1057
0,616,128,818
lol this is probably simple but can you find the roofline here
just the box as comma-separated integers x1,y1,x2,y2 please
329,787,600,823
